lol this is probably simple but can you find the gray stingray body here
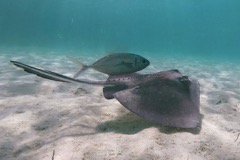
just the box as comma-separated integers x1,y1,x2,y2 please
10,61,201,128
103,70,200,128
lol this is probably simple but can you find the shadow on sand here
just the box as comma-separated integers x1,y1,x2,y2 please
96,111,202,135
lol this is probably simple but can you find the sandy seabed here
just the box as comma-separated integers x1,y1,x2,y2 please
0,52,240,160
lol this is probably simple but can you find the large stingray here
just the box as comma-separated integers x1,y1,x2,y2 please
10,61,201,128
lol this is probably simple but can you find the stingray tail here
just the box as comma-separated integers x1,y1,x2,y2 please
10,61,108,86
67,57,89,78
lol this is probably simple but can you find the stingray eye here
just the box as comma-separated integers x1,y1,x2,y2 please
142,59,146,63
179,76,191,86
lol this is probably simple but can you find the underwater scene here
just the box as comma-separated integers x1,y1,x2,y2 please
0,1,240,159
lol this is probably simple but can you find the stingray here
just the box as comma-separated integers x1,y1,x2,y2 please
10,61,201,128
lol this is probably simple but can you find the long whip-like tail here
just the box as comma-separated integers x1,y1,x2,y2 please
10,61,109,86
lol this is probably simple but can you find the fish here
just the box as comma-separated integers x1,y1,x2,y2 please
10,60,201,128
68,53,150,78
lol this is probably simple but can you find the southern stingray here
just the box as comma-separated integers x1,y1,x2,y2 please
10,61,201,129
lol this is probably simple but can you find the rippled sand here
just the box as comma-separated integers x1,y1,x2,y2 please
0,52,240,160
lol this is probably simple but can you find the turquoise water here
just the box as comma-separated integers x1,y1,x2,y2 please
0,1,240,60
1,2,240,159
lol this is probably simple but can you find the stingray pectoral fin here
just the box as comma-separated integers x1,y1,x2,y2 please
10,61,108,86
103,85,129,99
113,79,201,129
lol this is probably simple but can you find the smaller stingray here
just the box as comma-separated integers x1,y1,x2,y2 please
10,61,201,128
